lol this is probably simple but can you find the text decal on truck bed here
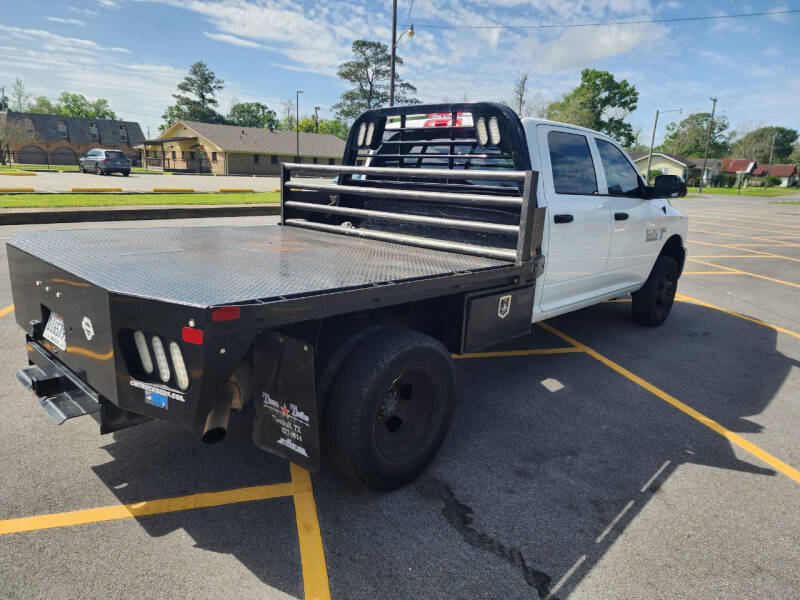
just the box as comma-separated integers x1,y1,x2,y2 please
129,379,185,402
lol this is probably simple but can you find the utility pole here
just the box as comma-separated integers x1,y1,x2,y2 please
765,130,777,188
295,90,303,161
389,0,397,106
698,97,717,194
646,108,681,184
314,106,320,134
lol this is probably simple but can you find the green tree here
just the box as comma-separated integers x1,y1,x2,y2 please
788,141,800,164
11,78,29,111
27,96,55,114
296,117,349,139
160,61,225,132
227,101,279,128
545,69,639,146
730,126,798,162
333,39,419,121
660,112,730,157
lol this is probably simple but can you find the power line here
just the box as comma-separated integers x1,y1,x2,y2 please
415,8,800,30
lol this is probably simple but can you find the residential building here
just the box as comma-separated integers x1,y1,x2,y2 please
629,151,691,181
751,163,798,187
0,110,144,165
139,121,346,174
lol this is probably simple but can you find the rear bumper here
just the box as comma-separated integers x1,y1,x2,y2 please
18,340,101,424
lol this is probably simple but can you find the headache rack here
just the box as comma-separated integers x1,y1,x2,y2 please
281,103,545,266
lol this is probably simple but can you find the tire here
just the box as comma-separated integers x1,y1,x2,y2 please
632,255,679,327
122,170,130,177
324,328,455,490
78,164,85,173
95,164,103,175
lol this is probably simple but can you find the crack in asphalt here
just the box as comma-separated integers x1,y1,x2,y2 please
419,478,557,599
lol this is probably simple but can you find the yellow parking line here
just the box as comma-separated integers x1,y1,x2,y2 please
689,219,800,236
0,482,294,536
690,239,800,264
676,293,800,339
687,259,800,289
538,322,800,484
682,271,737,275
696,214,800,231
290,463,331,600
0,304,14,317
690,227,791,245
454,346,583,359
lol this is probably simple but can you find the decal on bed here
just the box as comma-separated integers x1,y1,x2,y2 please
129,378,185,402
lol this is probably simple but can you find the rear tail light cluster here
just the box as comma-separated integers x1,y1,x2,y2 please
133,331,190,390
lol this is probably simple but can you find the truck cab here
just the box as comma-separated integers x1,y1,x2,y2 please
522,118,688,321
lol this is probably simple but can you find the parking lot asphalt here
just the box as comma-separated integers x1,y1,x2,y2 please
0,170,280,193
0,194,799,599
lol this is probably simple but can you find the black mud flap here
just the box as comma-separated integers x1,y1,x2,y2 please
252,331,320,472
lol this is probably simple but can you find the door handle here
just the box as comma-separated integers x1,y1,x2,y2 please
614,212,629,221
554,214,574,224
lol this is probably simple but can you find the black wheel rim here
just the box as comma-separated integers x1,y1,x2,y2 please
654,262,678,318
374,369,439,462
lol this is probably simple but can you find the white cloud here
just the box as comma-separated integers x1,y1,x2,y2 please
70,6,99,17
46,16,86,26
764,44,781,57
203,31,263,48
0,24,129,54
96,0,120,7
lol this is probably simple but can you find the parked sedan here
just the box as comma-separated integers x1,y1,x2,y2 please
79,149,131,176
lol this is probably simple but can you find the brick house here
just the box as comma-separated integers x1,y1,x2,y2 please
0,110,144,165
139,120,346,175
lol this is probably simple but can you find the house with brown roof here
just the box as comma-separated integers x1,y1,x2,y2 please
138,120,346,174
720,159,757,174
751,164,798,187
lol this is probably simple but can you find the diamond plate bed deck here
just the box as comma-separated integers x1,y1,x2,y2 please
8,225,512,307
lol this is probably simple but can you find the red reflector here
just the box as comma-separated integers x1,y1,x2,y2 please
182,327,204,345
212,306,241,322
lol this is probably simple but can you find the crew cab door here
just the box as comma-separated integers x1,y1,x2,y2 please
536,126,612,314
592,136,662,288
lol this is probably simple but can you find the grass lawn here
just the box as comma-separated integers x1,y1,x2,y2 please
772,201,800,205
0,164,165,174
687,186,800,197
0,192,280,208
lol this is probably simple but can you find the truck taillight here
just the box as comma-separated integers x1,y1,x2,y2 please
133,330,153,374
150,335,170,383
169,341,189,390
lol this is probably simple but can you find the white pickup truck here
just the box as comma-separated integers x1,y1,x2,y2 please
9,103,687,489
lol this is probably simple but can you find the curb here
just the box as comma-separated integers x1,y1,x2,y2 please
0,204,281,225
70,187,123,193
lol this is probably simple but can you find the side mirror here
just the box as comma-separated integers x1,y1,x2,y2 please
653,174,687,198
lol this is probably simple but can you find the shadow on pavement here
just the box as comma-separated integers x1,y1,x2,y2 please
90,299,798,600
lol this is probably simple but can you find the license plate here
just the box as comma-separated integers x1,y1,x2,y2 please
43,312,67,351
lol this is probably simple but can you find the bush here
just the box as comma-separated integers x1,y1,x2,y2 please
767,175,782,186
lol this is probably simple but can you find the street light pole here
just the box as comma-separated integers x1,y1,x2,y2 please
765,130,777,188
389,0,397,107
296,90,303,161
698,97,718,194
314,106,320,134
646,108,681,185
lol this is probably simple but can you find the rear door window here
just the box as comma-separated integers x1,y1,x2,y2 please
106,150,126,159
596,139,642,197
547,131,598,195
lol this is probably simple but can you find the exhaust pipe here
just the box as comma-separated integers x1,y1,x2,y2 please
201,382,234,444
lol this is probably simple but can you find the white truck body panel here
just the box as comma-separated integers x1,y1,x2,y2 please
521,118,689,322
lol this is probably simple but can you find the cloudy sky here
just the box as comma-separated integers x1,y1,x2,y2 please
1,0,798,144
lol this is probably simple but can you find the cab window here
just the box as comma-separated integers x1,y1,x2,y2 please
596,139,642,197
547,131,598,195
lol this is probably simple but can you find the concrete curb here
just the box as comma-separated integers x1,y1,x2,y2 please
0,203,281,225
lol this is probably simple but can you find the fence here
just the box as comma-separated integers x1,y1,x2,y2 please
0,149,143,170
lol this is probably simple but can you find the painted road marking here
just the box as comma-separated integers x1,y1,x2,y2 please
290,463,332,600
0,304,14,318
676,293,800,339
0,482,294,536
689,219,800,236
690,227,792,245
690,239,800,264
454,346,582,359
687,259,800,289
682,271,737,275
538,322,800,485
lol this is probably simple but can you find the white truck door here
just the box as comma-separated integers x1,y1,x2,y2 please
592,137,662,288
536,126,612,313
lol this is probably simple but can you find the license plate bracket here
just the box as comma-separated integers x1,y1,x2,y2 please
43,312,67,351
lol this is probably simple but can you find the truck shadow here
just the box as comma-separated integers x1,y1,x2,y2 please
91,299,798,600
